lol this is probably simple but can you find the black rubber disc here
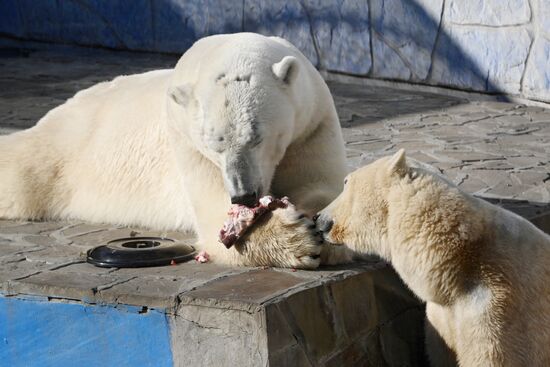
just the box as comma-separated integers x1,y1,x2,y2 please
86,237,196,268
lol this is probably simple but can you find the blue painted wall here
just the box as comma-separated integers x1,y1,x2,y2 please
0,0,548,102
0,296,173,367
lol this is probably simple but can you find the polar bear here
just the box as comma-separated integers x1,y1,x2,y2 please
0,33,350,268
315,150,550,366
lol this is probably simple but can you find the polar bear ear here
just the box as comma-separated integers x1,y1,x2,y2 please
272,56,299,84
168,84,192,107
388,149,408,177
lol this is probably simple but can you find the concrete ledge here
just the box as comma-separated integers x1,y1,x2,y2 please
0,220,426,366
0,1,548,102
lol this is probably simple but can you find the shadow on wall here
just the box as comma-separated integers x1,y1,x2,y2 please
242,0,509,99
2,0,542,102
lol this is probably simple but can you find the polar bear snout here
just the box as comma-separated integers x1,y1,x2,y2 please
314,212,346,247
222,152,265,206
230,192,259,206
313,213,333,234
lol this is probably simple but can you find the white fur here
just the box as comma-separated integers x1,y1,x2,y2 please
0,33,350,268
319,150,550,366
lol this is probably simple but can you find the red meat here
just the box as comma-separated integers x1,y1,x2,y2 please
219,196,290,248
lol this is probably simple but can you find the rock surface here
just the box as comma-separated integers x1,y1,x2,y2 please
430,27,532,94
243,0,319,67
370,0,444,81
446,0,531,26
304,0,371,74
522,37,550,102
542,0,550,36
0,0,549,102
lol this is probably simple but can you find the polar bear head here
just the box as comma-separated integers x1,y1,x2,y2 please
314,150,409,259
316,149,485,261
168,42,303,206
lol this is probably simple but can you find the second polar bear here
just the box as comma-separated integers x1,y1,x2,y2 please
0,33,350,268
315,150,550,366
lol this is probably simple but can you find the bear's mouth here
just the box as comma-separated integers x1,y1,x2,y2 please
320,232,345,247
322,223,347,246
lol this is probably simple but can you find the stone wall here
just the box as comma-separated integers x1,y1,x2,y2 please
0,0,548,103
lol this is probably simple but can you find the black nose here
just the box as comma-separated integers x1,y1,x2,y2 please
231,192,258,207
314,214,333,233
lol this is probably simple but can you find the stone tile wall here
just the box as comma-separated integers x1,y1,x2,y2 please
0,0,548,102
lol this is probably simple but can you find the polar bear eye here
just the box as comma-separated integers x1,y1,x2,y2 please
344,178,349,185
234,75,251,83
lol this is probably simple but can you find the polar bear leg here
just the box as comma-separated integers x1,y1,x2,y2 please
271,116,356,265
284,185,357,265
319,244,356,265
425,305,458,367
272,122,347,215
425,320,458,367
231,203,322,269
195,204,322,269
184,150,322,268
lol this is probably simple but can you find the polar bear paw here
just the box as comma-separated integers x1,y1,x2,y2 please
235,204,322,269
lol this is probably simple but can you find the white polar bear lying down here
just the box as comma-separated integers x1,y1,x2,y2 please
0,33,351,268
316,150,550,366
